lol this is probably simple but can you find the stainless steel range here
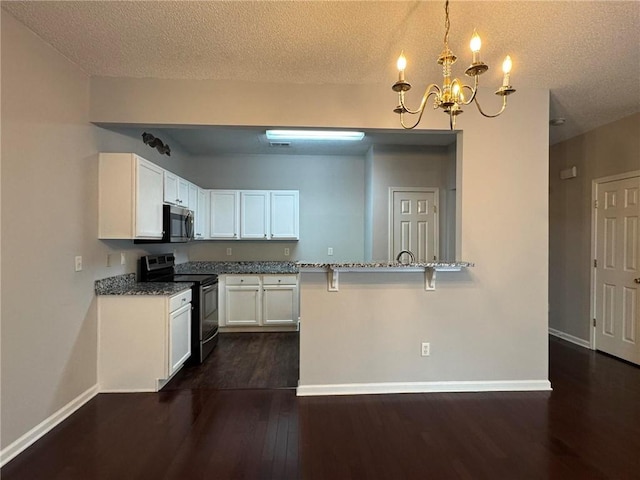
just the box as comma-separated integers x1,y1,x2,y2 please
140,254,218,364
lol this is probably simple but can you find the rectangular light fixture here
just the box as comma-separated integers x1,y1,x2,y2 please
265,130,365,141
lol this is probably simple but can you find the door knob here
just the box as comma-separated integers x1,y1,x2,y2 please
635,278,640,284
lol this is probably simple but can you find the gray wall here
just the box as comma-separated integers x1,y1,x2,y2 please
184,153,365,262
0,13,192,450
367,144,455,261
549,112,640,342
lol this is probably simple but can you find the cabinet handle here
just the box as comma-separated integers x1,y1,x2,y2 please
240,279,244,283
233,234,237,238
271,234,274,238
264,234,267,238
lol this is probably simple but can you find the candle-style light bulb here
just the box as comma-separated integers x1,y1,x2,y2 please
470,30,481,63
397,52,407,82
452,82,460,102
502,55,512,86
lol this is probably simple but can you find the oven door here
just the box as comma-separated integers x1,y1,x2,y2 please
201,281,219,344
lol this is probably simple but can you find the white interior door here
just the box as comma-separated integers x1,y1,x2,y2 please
391,189,438,262
594,174,640,364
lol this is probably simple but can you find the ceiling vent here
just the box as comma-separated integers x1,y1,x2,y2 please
269,141,291,147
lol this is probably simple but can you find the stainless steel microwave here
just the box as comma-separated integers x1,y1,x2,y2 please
135,204,194,243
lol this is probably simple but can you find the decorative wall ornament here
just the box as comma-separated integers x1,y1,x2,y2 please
142,132,171,156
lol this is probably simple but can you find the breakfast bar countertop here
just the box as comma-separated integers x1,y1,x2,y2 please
297,261,474,270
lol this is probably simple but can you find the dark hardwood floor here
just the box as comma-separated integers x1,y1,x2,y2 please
164,332,300,390
2,335,640,479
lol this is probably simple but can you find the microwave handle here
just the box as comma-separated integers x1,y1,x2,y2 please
185,211,194,239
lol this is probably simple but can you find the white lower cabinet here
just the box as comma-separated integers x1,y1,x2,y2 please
98,289,192,392
225,276,262,326
169,302,192,376
220,275,299,330
263,275,299,325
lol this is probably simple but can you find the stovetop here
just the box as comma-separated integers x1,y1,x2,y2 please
140,254,217,285
154,273,218,285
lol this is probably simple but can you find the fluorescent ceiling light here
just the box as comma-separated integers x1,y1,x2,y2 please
265,130,365,141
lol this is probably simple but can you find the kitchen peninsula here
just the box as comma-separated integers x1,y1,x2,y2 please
296,260,550,396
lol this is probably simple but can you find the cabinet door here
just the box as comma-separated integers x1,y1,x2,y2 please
178,177,190,207
135,157,164,238
195,188,209,239
210,190,239,239
263,284,299,325
271,191,299,240
187,182,198,212
163,170,179,205
241,191,270,239
169,303,191,376
225,286,261,326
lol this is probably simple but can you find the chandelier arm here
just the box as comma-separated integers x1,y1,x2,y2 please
473,94,508,118
460,77,479,106
399,85,441,115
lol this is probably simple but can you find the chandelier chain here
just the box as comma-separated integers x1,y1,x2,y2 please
443,0,450,50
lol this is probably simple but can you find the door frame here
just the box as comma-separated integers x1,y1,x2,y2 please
590,170,640,350
388,187,440,262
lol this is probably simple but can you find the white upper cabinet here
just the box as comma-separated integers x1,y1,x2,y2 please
270,191,299,240
178,177,190,208
164,171,190,207
209,189,299,241
99,153,164,240
187,182,198,213
240,191,270,239
195,188,209,240
163,170,179,205
210,190,239,239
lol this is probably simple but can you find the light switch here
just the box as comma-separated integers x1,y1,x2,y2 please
75,256,83,272
328,247,334,256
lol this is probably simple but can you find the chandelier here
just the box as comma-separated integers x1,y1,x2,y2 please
392,0,515,130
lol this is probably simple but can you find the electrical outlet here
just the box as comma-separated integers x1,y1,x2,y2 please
421,342,430,357
226,248,232,256
328,247,334,256
284,248,290,256
75,256,83,272
120,252,126,265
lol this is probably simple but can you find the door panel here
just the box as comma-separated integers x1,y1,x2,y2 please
392,189,438,262
595,175,640,364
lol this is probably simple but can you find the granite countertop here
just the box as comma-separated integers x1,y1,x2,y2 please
95,260,473,295
95,273,193,296
298,261,474,269
176,261,299,275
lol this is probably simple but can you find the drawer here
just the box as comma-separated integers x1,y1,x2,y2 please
225,275,261,286
263,275,298,285
169,289,192,312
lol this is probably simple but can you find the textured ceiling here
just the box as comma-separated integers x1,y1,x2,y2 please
3,1,640,145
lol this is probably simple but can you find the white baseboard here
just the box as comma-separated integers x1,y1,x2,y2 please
549,328,591,349
219,325,298,333
0,384,99,467
296,380,552,397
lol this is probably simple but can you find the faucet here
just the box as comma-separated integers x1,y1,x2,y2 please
396,250,415,264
